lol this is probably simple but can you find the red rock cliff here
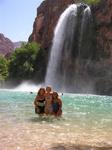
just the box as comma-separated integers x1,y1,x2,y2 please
0,33,14,57
29,0,112,95
94,0,112,59
29,0,112,56
29,0,75,48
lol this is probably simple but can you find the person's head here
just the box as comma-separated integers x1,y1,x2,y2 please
52,92,58,99
38,88,45,96
46,86,52,93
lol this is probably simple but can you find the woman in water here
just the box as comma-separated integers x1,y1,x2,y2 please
45,86,53,115
52,92,62,117
34,88,46,115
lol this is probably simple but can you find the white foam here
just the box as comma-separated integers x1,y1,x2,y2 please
13,82,42,92
0,82,42,92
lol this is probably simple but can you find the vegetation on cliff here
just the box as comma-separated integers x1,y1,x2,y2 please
81,0,101,4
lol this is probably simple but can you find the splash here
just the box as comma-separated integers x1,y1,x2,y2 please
13,81,42,92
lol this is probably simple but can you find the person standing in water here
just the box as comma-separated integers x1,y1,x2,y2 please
45,86,53,115
34,88,46,115
52,92,62,117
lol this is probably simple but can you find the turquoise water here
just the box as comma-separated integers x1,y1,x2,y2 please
0,90,112,149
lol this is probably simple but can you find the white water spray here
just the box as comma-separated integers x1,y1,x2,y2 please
13,82,41,92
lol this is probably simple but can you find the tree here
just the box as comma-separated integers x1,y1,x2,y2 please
0,55,8,81
8,42,41,80
33,48,47,82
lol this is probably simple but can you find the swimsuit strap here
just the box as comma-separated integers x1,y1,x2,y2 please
38,99,45,103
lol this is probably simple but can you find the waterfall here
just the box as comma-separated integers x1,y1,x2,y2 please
45,3,94,93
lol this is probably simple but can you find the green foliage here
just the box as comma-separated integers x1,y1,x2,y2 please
0,55,9,81
9,42,41,80
85,0,100,4
8,42,47,82
33,48,47,81
79,0,101,4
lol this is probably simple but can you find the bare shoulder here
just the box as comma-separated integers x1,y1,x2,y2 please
45,92,53,97
35,95,40,101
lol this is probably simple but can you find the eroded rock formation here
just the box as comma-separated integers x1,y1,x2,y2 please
29,0,112,56
94,0,112,59
29,0,75,48
0,33,14,57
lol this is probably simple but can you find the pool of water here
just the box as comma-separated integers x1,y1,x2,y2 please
0,90,112,150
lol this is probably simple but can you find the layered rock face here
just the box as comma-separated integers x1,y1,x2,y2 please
94,0,112,59
0,33,14,56
13,41,26,49
29,0,112,54
92,0,112,95
29,0,75,49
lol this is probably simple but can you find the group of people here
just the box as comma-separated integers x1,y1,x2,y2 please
34,86,62,117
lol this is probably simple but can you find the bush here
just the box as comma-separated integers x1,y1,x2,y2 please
9,42,41,80
33,48,47,82
8,42,47,82
0,55,9,81
80,0,101,5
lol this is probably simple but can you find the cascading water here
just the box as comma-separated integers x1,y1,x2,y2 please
45,3,94,93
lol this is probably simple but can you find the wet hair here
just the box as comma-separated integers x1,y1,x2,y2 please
46,86,52,92
52,92,58,99
38,88,45,96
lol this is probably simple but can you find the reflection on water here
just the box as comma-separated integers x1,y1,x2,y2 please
29,116,62,123
0,91,112,150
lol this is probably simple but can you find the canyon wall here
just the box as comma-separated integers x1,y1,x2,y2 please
29,0,112,56
29,0,75,48
29,0,112,95
0,33,14,57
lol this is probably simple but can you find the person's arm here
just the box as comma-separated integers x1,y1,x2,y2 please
34,95,39,106
57,99,62,116
59,99,62,109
